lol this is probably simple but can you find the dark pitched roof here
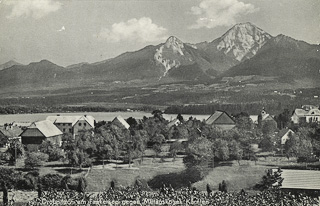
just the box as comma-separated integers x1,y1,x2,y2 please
0,126,23,138
21,120,63,138
278,128,293,138
281,170,320,190
206,111,235,125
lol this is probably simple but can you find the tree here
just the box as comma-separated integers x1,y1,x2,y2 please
62,130,96,169
151,134,165,160
169,141,183,161
177,113,184,123
234,112,254,130
39,140,64,161
214,139,229,161
6,139,24,165
77,177,87,193
229,140,243,165
184,136,213,168
25,152,49,169
284,133,299,159
275,109,292,129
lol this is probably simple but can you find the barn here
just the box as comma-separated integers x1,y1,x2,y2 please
206,111,235,130
20,120,63,152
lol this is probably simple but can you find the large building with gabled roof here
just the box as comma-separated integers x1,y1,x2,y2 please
280,169,320,192
46,115,95,136
206,111,235,130
20,120,63,151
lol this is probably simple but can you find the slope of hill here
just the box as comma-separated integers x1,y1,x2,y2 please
0,60,22,70
0,60,72,88
224,34,320,81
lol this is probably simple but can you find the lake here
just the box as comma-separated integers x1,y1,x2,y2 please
0,112,210,125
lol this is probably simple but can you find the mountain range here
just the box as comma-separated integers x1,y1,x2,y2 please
1,22,319,91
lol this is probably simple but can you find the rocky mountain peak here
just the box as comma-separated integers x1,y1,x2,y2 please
217,22,272,61
164,36,185,55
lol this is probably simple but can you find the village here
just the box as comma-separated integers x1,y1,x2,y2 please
0,104,320,205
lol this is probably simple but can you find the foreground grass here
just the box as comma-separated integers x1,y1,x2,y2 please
86,157,185,192
193,160,267,192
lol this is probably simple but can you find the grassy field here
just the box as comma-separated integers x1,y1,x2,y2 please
193,160,267,192
86,157,185,191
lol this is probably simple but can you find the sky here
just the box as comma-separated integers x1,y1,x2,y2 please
0,0,319,67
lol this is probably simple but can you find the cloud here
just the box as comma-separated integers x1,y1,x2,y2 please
4,0,62,19
97,17,168,43
189,0,258,29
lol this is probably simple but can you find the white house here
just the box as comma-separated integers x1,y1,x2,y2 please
291,105,320,124
46,115,95,136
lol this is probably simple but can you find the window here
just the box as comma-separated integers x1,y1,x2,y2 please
84,123,87,127
79,123,82,126
69,129,72,133
63,128,66,132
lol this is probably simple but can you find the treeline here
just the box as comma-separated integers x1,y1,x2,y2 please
165,102,302,115
0,105,155,114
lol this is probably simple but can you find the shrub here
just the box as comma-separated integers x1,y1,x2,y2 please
41,174,63,190
25,152,49,169
16,171,40,190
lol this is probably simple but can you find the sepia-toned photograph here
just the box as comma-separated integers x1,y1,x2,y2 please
0,0,320,205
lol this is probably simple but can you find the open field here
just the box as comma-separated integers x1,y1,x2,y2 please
86,157,185,192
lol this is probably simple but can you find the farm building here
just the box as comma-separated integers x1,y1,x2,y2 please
46,115,95,136
258,108,277,128
291,105,320,124
206,111,235,130
278,128,294,145
0,126,23,147
20,120,63,152
280,169,320,195
112,116,130,129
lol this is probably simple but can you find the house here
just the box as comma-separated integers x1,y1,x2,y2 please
112,116,130,129
258,108,277,128
206,111,235,130
20,120,63,151
46,115,95,136
278,128,294,145
168,118,182,128
0,126,23,147
280,169,320,193
291,105,320,124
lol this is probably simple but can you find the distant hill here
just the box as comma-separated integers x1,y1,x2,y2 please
0,60,22,70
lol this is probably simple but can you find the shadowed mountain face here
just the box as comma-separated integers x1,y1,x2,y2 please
0,22,319,92
224,35,320,81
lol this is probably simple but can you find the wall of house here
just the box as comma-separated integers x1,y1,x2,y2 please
47,135,62,147
54,123,73,134
73,120,93,136
214,124,235,131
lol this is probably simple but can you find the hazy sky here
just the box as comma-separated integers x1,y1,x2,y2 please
0,0,319,66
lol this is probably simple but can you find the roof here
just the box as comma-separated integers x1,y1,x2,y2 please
281,169,320,190
112,116,130,129
168,119,181,127
294,108,320,117
27,120,63,138
278,128,293,138
46,115,95,128
0,126,23,138
206,111,235,125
